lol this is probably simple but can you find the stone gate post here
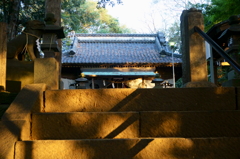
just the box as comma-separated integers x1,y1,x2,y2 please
181,8,214,87
0,23,7,91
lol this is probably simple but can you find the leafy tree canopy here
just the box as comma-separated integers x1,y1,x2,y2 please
62,0,130,33
158,0,240,53
0,0,130,40
188,0,240,31
96,0,123,8
207,0,240,24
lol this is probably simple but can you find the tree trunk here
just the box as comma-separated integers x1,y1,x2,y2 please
8,0,21,40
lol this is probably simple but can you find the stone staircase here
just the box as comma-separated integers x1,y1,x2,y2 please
2,86,240,158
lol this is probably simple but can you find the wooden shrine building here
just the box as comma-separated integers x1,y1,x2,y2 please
61,33,182,89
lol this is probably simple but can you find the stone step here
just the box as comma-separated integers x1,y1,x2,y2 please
32,112,139,140
32,111,240,140
15,138,240,159
44,87,237,112
141,111,240,138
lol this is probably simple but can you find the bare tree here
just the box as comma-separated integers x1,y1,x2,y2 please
137,0,211,52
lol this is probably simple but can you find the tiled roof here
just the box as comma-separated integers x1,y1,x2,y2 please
62,33,182,66
75,33,156,37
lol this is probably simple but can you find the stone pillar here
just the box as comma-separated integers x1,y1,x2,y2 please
45,0,61,26
0,23,7,91
34,58,59,90
180,8,209,86
45,0,62,87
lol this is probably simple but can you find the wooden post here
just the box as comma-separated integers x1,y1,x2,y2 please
45,0,62,89
0,23,7,91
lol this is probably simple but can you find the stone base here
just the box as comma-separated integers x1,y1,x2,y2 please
6,59,34,92
183,81,217,88
6,58,59,92
34,58,59,90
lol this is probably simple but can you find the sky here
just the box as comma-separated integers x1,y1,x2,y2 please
106,0,154,33
106,0,210,33
106,0,182,33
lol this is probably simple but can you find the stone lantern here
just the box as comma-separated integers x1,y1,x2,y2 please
219,15,240,81
41,13,65,58
161,81,173,88
75,73,88,89
151,73,164,88
219,15,240,59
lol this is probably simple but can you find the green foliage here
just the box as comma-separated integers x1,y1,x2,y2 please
188,0,240,31
62,0,89,33
0,0,13,22
217,66,230,85
19,0,45,23
62,38,74,51
175,78,183,88
62,0,130,33
96,0,123,8
165,21,181,53
0,0,45,39
95,7,131,33
187,2,213,31
208,0,240,24
1,0,130,39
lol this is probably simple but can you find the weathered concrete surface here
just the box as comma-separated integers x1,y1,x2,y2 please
15,138,240,159
32,112,139,140
2,83,47,121
0,22,7,91
0,120,30,159
141,111,240,137
45,87,236,112
34,58,59,90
